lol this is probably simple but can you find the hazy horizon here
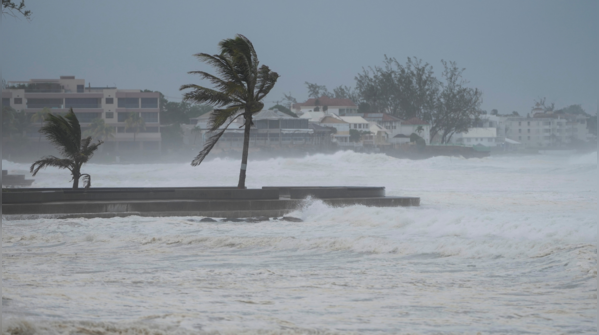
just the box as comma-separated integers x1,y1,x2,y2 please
1,0,597,115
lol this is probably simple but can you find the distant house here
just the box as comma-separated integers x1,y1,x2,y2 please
339,116,370,131
362,113,403,137
454,128,498,147
363,122,390,147
389,134,411,145
400,117,431,144
292,96,358,116
319,115,351,146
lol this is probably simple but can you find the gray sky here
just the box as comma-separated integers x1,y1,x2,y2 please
1,0,597,115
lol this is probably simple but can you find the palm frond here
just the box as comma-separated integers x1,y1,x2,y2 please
191,114,243,166
180,84,239,106
30,156,73,176
208,106,243,131
80,137,103,159
40,109,81,158
194,53,243,86
255,65,280,101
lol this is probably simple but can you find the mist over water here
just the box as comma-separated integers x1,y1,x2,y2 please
2,151,597,334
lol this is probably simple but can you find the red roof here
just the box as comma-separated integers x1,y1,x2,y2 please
293,96,357,109
402,117,429,125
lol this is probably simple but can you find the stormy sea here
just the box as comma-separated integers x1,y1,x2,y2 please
2,151,597,334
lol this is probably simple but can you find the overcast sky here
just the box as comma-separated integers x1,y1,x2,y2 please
1,0,597,115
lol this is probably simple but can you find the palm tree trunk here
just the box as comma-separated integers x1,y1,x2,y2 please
237,113,251,189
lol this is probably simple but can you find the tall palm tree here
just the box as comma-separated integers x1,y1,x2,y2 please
180,34,279,188
124,112,145,143
30,108,103,188
84,118,115,142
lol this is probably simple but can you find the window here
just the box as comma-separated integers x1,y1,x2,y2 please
77,85,84,93
118,98,139,108
527,129,530,133
74,112,102,123
527,121,530,126
141,112,158,123
65,98,100,108
105,98,114,104
118,112,132,122
519,129,521,133
105,112,114,119
27,98,63,109
141,98,158,108
518,136,522,140
2,98,9,106
14,98,22,104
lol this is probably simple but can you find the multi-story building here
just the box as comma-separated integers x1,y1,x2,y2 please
362,113,402,137
2,76,161,152
292,96,358,116
505,117,569,148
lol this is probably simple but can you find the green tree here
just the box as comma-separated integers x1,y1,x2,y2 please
305,82,330,98
84,118,115,142
125,112,145,142
2,0,31,19
269,104,298,118
180,34,279,188
426,60,482,144
30,109,103,189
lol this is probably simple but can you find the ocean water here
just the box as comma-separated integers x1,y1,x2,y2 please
2,151,597,334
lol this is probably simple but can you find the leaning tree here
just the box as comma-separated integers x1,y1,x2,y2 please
180,34,279,188
30,108,103,188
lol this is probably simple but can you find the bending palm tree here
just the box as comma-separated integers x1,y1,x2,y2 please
125,112,145,143
180,34,279,188
30,108,103,188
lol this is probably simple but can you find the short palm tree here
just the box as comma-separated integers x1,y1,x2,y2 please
415,125,424,135
30,108,103,188
124,112,145,142
84,118,115,142
180,34,279,188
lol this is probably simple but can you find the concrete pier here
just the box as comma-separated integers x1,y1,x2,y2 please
2,186,420,219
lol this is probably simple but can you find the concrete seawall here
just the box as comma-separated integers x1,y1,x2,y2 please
2,187,420,219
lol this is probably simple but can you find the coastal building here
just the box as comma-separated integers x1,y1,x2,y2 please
319,115,351,146
400,117,431,144
292,96,358,116
2,76,161,152
362,113,403,137
454,128,498,147
503,116,588,148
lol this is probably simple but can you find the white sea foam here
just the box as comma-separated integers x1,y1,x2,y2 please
2,151,597,334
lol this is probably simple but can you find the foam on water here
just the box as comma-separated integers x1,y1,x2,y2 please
2,151,597,334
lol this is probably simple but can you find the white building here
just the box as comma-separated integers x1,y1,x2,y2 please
319,115,351,146
400,117,431,144
339,116,370,131
454,128,498,147
362,113,403,137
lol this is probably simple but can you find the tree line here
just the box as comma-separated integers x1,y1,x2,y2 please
283,56,483,144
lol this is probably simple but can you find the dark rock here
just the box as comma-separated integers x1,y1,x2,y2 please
282,216,303,222
200,218,217,222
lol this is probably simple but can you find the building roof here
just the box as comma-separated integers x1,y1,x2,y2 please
369,122,390,134
320,116,347,124
293,96,357,109
254,109,296,120
340,116,369,124
299,111,326,122
402,117,429,125
362,113,403,122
